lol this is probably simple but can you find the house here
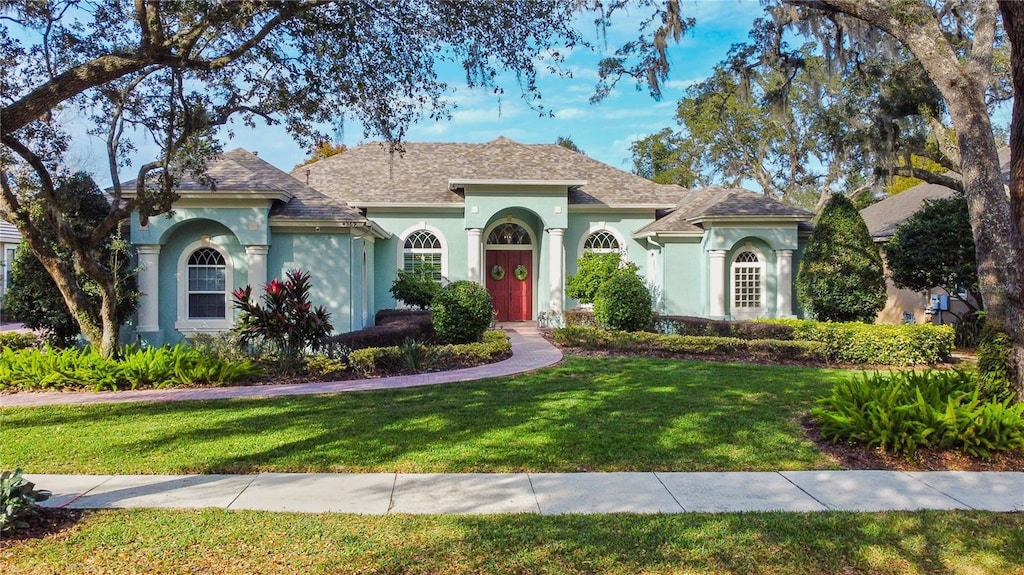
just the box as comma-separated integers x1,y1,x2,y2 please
1,221,22,312
127,138,813,345
860,147,1009,324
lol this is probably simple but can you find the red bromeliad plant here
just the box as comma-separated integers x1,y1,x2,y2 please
232,269,332,373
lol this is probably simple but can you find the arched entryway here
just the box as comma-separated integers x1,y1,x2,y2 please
485,221,534,321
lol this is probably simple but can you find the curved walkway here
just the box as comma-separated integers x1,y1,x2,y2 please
0,326,562,408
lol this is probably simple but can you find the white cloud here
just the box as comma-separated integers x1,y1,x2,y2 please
554,107,589,120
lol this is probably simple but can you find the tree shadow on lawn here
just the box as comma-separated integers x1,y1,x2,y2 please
7,357,850,474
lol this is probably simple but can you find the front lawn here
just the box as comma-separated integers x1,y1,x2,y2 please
4,509,1022,574
0,356,848,474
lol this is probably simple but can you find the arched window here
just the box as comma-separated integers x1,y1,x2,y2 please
186,247,227,319
487,223,531,245
403,230,443,280
731,249,765,317
583,230,620,254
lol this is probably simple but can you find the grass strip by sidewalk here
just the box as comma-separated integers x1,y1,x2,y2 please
1,356,849,474
5,509,1023,574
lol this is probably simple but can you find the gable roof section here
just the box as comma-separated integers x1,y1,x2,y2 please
123,149,370,225
294,137,685,208
861,146,1010,242
633,187,813,237
860,182,957,242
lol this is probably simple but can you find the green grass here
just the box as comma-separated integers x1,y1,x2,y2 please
0,356,850,474
4,509,1023,574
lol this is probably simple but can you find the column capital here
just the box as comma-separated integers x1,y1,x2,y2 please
466,227,483,234
245,245,270,255
708,249,728,258
774,249,794,256
546,227,566,236
136,244,161,255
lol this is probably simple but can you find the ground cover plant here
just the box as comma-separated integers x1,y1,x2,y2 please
347,330,510,376
0,344,261,392
3,508,1022,574
0,357,845,474
814,370,1024,458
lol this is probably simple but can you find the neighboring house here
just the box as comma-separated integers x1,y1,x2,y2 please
126,137,813,345
0,221,22,311
860,147,1009,324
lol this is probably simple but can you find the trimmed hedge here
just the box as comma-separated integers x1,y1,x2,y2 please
349,330,511,376
0,344,262,392
766,319,954,366
553,326,827,363
657,316,796,340
0,332,40,351
323,310,435,355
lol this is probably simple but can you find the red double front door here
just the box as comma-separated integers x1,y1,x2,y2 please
486,250,532,321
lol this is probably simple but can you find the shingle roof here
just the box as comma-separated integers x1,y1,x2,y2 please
633,187,813,236
294,137,686,207
859,182,957,242
861,146,1010,242
126,149,367,223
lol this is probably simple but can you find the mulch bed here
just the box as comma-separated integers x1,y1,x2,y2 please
0,508,84,550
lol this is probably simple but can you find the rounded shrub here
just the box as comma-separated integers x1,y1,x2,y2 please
593,269,652,332
432,280,493,344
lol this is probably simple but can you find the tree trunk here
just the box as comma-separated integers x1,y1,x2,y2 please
786,0,1024,398
997,1,1024,400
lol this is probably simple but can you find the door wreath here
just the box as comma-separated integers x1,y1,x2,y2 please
490,264,505,281
514,264,529,280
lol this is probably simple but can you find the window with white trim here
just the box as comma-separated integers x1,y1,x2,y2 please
732,250,763,311
403,230,443,280
583,230,620,254
487,223,531,245
186,247,227,319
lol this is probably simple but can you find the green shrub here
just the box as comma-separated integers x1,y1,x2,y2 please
0,332,40,351
389,269,440,310
977,326,1015,401
566,252,635,304
0,344,261,391
765,319,953,366
656,316,796,340
553,326,827,363
432,280,493,344
593,269,652,332
563,308,599,327
348,330,510,376
796,194,886,322
1,469,51,534
813,370,1024,459
304,355,349,379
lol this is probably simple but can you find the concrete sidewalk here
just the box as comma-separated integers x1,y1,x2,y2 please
26,471,1023,515
2,326,562,408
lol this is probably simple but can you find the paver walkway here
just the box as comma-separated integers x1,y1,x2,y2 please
1,325,561,408
25,471,1023,514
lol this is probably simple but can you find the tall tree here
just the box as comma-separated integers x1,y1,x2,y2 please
0,0,690,356
293,142,348,170
774,0,1022,396
630,128,700,187
5,173,137,347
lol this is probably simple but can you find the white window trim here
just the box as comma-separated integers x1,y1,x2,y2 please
730,244,767,320
175,240,234,333
396,223,449,278
576,222,627,259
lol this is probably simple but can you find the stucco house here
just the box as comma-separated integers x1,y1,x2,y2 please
127,137,813,345
861,147,1008,325
1,221,22,313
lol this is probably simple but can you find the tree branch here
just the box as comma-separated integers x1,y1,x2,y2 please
876,165,965,192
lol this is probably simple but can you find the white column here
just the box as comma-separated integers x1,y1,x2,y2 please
709,249,727,318
466,228,483,284
775,249,794,318
136,244,161,332
548,228,565,314
245,245,269,293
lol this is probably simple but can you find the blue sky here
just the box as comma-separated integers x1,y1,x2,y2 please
63,0,763,182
